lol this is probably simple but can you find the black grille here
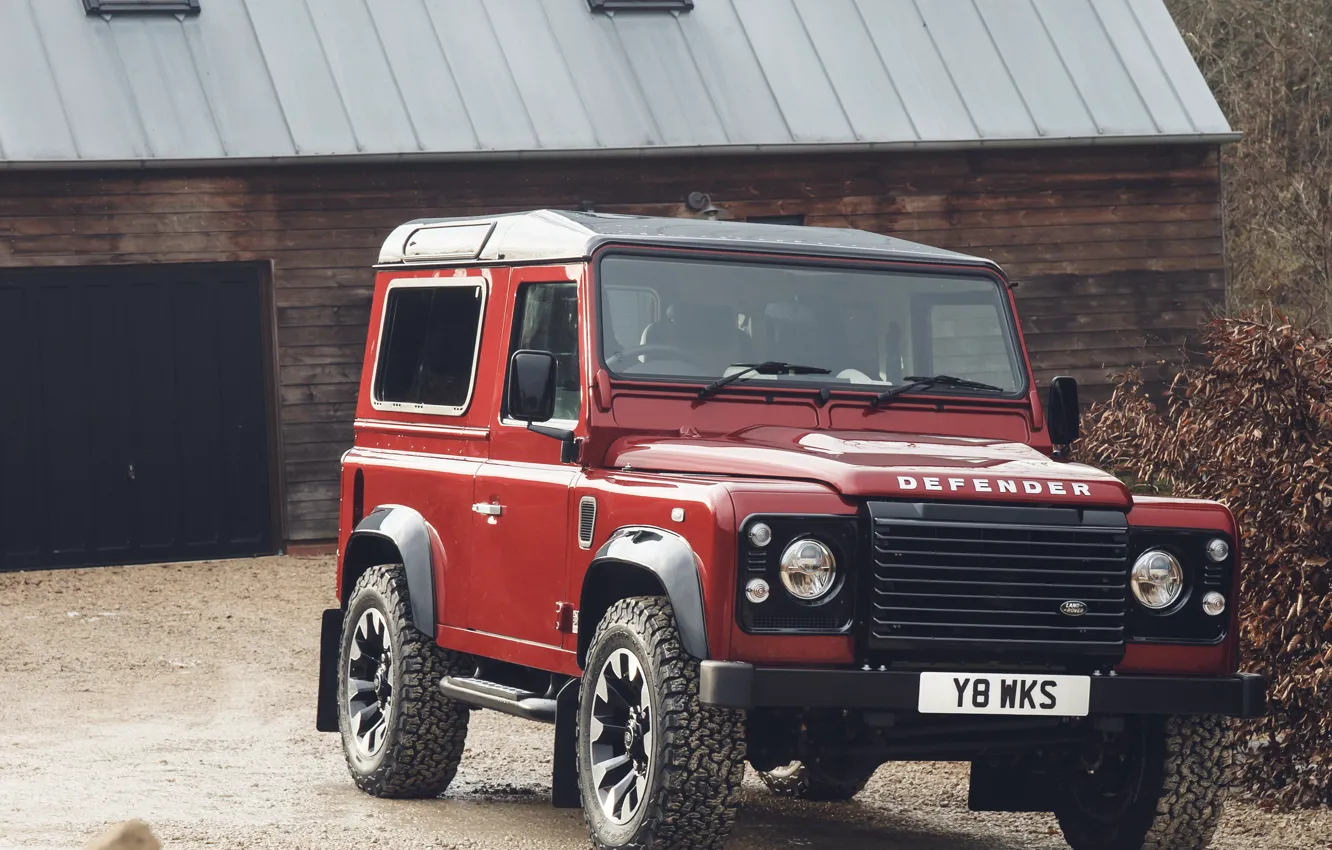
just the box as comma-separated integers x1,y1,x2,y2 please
868,502,1129,662
750,612,843,631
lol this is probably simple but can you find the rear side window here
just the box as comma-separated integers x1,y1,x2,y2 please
373,283,485,413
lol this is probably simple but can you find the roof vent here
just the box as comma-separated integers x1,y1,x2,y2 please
84,0,200,14
588,0,693,12
578,497,598,550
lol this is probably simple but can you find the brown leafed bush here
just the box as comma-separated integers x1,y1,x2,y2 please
1079,315,1332,807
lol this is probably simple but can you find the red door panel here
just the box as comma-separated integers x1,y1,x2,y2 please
469,455,577,645
466,267,585,649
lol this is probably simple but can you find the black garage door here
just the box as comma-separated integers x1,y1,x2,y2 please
0,264,275,571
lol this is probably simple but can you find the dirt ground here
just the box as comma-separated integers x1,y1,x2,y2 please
1,556,1328,850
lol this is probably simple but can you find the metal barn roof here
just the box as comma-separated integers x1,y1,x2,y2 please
377,210,992,267
0,0,1235,169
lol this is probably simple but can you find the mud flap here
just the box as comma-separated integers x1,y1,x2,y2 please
968,758,1058,812
552,678,581,808
316,608,342,733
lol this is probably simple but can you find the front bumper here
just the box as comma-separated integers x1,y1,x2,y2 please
699,662,1266,718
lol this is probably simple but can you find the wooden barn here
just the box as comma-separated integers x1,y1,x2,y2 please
0,0,1234,568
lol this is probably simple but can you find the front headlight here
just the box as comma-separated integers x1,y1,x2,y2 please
779,538,837,601
1131,549,1184,610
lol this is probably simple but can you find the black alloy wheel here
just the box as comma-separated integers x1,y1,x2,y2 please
589,648,654,824
1055,715,1229,850
1066,721,1151,823
345,607,394,759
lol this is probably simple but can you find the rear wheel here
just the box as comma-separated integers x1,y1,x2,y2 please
577,596,747,850
338,564,473,798
758,759,877,801
1055,715,1229,850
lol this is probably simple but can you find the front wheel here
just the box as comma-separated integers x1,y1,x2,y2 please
577,597,747,850
1055,715,1230,850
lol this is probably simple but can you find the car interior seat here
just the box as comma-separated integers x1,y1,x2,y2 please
640,302,752,373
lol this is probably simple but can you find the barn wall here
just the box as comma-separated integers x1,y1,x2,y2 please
0,145,1224,541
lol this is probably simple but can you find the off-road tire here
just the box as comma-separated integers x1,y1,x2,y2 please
577,596,747,850
758,759,877,801
338,564,472,798
1055,715,1230,850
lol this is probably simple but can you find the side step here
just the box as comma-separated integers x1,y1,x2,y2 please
439,676,557,724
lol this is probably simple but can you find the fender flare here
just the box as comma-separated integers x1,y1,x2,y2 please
578,526,708,666
343,505,437,633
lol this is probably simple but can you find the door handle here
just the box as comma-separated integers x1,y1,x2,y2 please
472,503,503,517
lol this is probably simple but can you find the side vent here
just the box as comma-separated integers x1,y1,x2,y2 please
578,496,597,549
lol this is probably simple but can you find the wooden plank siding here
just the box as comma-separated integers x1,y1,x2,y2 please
0,144,1225,541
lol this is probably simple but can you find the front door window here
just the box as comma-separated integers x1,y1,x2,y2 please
508,282,580,422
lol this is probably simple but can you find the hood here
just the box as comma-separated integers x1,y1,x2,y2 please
606,426,1132,509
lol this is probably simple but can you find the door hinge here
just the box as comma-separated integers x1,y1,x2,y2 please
556,602,577,634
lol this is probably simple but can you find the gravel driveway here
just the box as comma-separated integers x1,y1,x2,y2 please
1,556,1327,850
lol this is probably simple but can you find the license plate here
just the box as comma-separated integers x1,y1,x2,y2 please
918,672,1090,717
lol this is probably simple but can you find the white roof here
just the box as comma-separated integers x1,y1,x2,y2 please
0,0,1235,169
377,210,995,268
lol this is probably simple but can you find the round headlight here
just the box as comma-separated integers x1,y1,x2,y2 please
1131,549,1184,610
779,538,837,601
748,522,773,548
1206,538,1229,562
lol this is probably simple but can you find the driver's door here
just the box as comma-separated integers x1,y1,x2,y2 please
467,270,582,647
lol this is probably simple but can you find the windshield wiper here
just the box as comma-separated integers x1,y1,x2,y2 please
872,374,1006,407
698,361,832,399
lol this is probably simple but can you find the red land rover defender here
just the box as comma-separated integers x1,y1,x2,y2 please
316,211,1264,850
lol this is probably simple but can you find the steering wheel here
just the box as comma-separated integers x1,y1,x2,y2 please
606,343,705,370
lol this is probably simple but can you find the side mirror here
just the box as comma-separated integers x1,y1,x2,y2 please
508,349,580,464
1046,375,1081,450
508,350,557,423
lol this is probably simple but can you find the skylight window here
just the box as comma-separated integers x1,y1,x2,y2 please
83,0,200,14
588,0,693,12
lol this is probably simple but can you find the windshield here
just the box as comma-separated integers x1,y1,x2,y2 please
598,254,1025,395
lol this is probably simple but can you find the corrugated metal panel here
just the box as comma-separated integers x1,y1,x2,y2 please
245,0,358,156
1126,0,1232,132
366,0,480,153
181,1,293,158
1035,0,1158,137
916,0,1038,140
487,0,600,149
545,4,660,148
26,5,150,160
732,0,855,144
613,12,729,146
974,1,1097,140
307,0,421,153
0,1,78,161
676,1,792,145
0,0,1235,168
1092,0,1196,134
424,0,540,151
855,0,981,142
112,17,226,159
793,0,916,143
